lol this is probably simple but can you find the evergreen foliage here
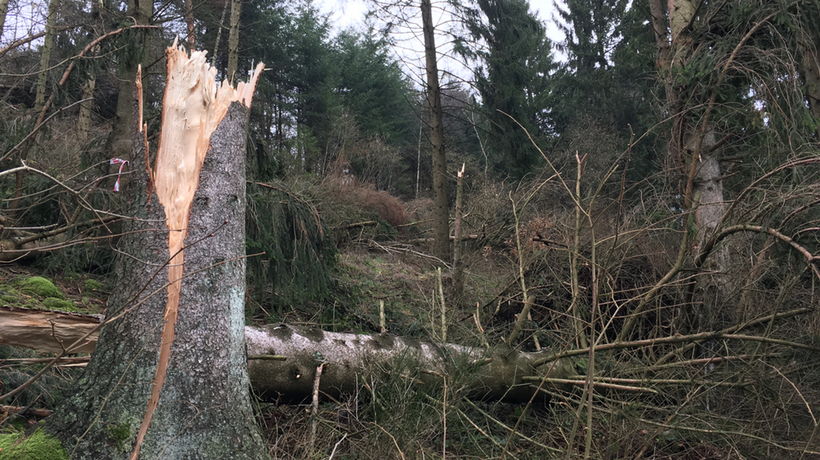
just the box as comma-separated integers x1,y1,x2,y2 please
245,181,338,317
458,0,553,178
242,0,417,186
549,0,658,187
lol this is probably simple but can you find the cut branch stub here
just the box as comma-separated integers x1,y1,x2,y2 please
130,40,263,460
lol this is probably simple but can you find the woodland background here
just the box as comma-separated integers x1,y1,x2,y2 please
2,0,820,458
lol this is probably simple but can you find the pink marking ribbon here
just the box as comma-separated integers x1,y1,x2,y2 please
110,158,128,191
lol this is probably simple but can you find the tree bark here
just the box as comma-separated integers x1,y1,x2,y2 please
184,0,196,49
33,0,59,112
421,0,450,262
0,0,9,38
227,0,242,82
649,0,730,322
77,76,95,143
105,0,153,166
45,46,269,460
0,308,572,405
797,31,820,139
452,164,465,302
247,324,570,404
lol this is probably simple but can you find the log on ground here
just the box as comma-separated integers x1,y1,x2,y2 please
0,307,571,404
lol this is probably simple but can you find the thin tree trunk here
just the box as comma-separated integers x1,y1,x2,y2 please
416,125,422,199
211,0,229,66
9,0,60,219
34,0,59,111
797,32,820,139
452,163,465,302
77,0,100,146
77,76,95,143
421,0,449,262
0,0,10,38
46,45,269,460
184,0,195,48
105,0,153,166
227,0,242,82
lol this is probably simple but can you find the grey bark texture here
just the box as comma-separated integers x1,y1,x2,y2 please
421,0,450,262
247,324,571,404
0,0,9,38
1,308,572,405
227,0,242,82
106,0,153,164
45,102,270,460
689,131,725,250
34,0,59,111
797,32,820,139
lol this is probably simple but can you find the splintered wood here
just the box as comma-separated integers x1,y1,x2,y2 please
130,39,263,460
0,306,100,354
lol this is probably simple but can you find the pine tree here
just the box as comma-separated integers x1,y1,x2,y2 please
460,0,553,178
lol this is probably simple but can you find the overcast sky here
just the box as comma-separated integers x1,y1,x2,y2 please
317,0,562,41
314,0,563,87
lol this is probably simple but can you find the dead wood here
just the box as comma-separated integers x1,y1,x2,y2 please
0,307,571,404
0,305,101,353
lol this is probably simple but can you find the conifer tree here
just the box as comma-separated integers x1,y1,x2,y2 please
460,0,553,177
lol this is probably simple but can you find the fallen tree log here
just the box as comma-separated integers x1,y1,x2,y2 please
0,306,102,353
0,306,571,403
245,324,570,403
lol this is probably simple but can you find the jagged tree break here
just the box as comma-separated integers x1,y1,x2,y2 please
130,41,263,460
44,39,267,460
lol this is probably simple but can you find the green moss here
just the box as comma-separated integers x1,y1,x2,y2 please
0,295,18,304
105,422,132,451
19,277,63,299
0,428,68,460
41,298,77,312
83,279,105,292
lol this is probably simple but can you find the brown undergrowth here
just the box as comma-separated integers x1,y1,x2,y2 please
3,167,820,459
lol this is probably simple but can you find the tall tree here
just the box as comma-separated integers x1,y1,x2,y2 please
460,0,553,178
33,0,60,111
333,30,415,146
554,0,628,72
421,0,450,260
549,0,629,130
650,0,726,256
547,0,660,185
795,3,820,139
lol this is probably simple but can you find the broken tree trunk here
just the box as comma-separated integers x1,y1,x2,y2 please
1,307,572,404
44,43,269,460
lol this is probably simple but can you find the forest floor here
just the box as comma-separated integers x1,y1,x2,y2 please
0,243,746,460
